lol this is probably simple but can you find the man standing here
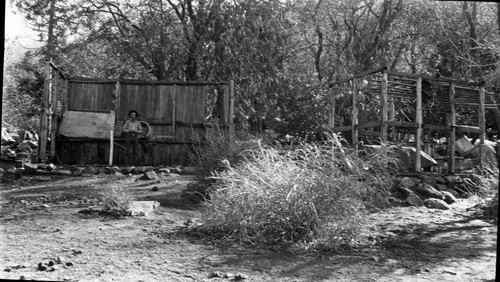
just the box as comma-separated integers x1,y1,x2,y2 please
122,110,143,164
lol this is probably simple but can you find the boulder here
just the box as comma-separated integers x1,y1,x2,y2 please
424,198,451,210
436,184,448,191
393,146,438,171
415,183,444,200
440,190,457,204
121,166,136,174
464,140,497,168
136,166,154,173
400,177,419,189
406,193,424,207
128,201,160,216
141,171,158,180
83,166,99,175
455,136,474,156
1,128,15,145
23,163,39,173
157,167,170,173
72,167,84,176
421,175,439,187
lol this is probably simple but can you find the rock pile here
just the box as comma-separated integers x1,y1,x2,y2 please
1,128,38,164
393,174,483,210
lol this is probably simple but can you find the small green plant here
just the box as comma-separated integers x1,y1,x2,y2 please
98,185,134,217
190,133,397,250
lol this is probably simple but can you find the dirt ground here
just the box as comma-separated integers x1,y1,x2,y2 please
0,172,497,282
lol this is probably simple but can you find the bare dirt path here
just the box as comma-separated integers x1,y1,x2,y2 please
0,173,497,281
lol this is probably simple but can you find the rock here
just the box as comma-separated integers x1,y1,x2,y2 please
1,128,15,145
23,163,39,173
65,262,74,267
393,146,438,171
106,166,121,174
421,175,439,187
387,197,407,207
158,167,170,173
424,198,451,210
83,166,99,175
234,273,248,281
128,201,160,216
152,186,159,191
47,261,55,267
17,142,33,153
406,193,424,207
6,166,17,174
35,169,51,174
436,184,448,191
16,152,30,159
182,166,197,175
72,167,84,176
415,183,444,200
208,272,222,278
445,175,462,183
440,191,457,204
4,268,11,272
400,177,419,189
53,169,72,175
399,187,413,198
136,166,154,173
38,264,48,271
47,163,58,171
141,171,158,180
455,136,474,156
122,166,136,174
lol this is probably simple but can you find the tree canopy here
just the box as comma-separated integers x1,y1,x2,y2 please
5,0,500,138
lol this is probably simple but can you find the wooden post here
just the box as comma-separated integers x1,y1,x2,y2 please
38,62,51,162
448,83,456,174
49,70,59,161
328,87,335,129
389,102,395,140
415,78,423,172
479,86,485,170
62,78,68,113
114,81,121,113
381,71,388,143
352,78,359,149
172,84,177,136
229,80,235,142
109,129,114,165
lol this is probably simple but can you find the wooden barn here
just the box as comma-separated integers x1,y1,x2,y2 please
328,67,499,174
38,62,234,166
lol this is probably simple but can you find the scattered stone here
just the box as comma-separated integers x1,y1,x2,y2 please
224,272,235,279
34,175,51,181
83,166,99,175
208,271,222,278
6,166,17,174
234,273,248,280
65,262,74,267
38,264,48,271
445,175,462,183
122,166,136,174
440,191,457,204
387,197,407,207
399,177,419,189
35,169,51,174
141,171,158,180
16,152,30,159
415,183,444,200
158,167,170,173
106,166,121,174
406,193,423,207
23,163,39,173
152,186,159,191
421,175,439,187
424,198,451,210
47,163,58,171
47,261,55,267
72,167,84,176
19,275,28,280
4,268,11,272
53,169,72,175
436,184,448,191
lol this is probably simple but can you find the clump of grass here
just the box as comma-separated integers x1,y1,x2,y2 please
98,185,134,217
189,123,259,195
190,133,398,250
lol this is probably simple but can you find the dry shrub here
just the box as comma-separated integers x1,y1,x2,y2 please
98,185,134,217
192,133,398,250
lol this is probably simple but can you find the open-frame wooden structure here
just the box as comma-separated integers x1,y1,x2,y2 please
328,67,498,174
38,61,235,166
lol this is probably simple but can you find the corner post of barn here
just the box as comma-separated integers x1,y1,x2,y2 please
229,79,235,142
448,83,456,174
38,61,51,163
351,78,359,150
49,69,59,161
380,69,389,144
328,84,336,129
479,86,485,170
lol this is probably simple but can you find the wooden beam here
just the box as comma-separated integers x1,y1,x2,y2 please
448,83,456,174
328,87,335,129
50,70,59,160
352,78,359,148
229,79,235,142
329,67,387,87
172,84,177,136
415,78,422,172
479,86,485,170
356,121,380,129
62,78,68,114
38,62,51,162
381,71,388,143
332,125,352,132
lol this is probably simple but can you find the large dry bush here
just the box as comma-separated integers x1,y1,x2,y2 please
191,133,399,250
